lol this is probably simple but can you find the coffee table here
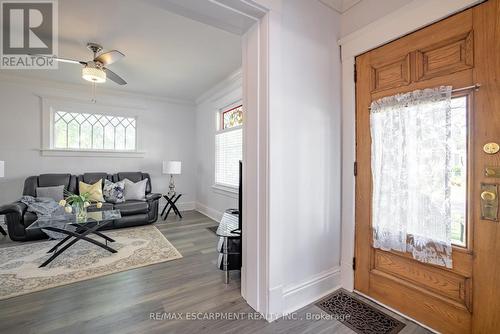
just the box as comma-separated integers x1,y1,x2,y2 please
26,210,121,268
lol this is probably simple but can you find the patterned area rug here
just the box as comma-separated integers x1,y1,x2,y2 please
316,289,405,334
0,225,182,300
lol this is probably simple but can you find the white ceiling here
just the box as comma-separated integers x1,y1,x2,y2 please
319,0,362,13
1,0,243,101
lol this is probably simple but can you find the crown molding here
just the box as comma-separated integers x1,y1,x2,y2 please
319,0,361,13
195,68,242,105
0,73,195,107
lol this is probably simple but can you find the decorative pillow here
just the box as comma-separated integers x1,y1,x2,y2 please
103,179,125,203
123,178,148,201
36,185,64,202
79,179,104,202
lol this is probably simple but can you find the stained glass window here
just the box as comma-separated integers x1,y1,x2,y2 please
221,105,243,130
53,111,136,151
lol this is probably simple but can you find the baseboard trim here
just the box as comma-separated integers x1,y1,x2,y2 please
282,267,342,316
176,201,196,212
195,202,223,222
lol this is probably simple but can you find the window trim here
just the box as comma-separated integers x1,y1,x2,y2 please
213,101,242,192
41,96,145,158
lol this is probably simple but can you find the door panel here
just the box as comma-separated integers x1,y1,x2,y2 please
471,0,500,332
373,250,469,306
354,1,500,333
371,54,411,92
414,31,473,81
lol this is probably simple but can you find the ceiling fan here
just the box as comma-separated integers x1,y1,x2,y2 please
38,42,127,85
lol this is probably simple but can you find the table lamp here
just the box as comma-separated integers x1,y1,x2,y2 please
162,161,181,197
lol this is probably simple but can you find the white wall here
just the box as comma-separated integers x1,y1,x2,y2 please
0,75,197,210
194,70,242,221
340,0,412,37
252,0,342,316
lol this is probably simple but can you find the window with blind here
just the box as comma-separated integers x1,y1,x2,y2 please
215,104,243,188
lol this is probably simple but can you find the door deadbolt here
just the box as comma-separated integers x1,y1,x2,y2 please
483,142,500,154
480,183,499,221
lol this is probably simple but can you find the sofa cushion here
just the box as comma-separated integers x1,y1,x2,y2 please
23,211,37,228
36,185,64,202
79,180,105,202
23,174,77,197
114,172,152,194
114,201,149,215
123,178,148,201
103,179,125,203
87,202,114,212
79,173,110,185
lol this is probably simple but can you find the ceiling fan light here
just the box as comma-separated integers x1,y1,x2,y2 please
82,66,106,83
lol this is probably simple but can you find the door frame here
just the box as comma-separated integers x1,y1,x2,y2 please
338,0,483,293
165,0,273,317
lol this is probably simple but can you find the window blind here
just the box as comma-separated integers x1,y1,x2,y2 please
215,127,242,188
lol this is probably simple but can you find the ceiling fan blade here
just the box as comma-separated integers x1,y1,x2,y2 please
29,54,86,65
55,57,87,65
94,50,124,66
104,68,127,85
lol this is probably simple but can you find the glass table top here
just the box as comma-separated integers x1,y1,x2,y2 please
216,212,240,237
26,210,121,230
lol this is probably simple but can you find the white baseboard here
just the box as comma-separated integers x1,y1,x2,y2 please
176,201,196,212
195,202,223,222
282,267,342,316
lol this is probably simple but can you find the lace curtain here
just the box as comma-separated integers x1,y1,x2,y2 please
370,86,453,268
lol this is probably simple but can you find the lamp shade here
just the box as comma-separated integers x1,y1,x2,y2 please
0,161,4,177
163,161,181,175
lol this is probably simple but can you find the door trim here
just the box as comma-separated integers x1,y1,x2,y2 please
339,0,483,291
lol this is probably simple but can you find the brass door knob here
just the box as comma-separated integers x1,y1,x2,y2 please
481,191,497,201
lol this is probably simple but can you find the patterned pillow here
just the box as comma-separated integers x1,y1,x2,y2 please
79,180,105,202
103,179,125,203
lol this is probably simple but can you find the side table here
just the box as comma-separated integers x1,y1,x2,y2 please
216,212,241,283
161,193,183,220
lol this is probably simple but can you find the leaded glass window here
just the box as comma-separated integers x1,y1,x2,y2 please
221,105,243,130
53,111,136,151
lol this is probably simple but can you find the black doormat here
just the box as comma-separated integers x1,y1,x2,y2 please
316,289,405,334
206,226,218,234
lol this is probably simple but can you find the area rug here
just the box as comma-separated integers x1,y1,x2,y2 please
316,289,405,334
0,225,182,300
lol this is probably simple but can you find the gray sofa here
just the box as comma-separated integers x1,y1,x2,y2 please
0,172,161,241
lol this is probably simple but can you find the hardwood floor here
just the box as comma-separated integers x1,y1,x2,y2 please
0,211,431,334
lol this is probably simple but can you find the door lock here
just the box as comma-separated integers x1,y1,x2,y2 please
483,142,500,154
480,183,499,221
481,191,497,201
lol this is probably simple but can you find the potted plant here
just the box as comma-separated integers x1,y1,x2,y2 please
59,190,103,222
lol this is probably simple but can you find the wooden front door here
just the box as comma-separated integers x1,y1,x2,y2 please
354,1,500,333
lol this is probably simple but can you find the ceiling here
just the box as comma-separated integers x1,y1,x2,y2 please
1,0,243,101
319,0,362,13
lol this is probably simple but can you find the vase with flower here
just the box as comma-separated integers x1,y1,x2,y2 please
59,190,103,223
